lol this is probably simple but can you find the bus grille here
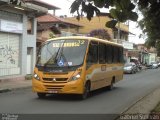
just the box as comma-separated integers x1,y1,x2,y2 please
44,85,64,91
42,78,68,83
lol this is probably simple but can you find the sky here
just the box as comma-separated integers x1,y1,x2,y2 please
41,0,145,44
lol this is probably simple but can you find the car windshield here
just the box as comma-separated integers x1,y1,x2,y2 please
36,39,88,67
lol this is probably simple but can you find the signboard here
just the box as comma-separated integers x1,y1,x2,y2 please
122,41,133,49
0,19,23,34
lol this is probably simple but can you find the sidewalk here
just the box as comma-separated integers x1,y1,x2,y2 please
116,87,160,120
0,75,32,93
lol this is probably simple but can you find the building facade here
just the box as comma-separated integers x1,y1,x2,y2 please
0,0,48,77
37,14,82,44
65,14,129,41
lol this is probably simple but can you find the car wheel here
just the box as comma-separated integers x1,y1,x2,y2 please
131,70,134,74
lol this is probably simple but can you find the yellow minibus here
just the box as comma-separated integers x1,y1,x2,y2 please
32,36,124,99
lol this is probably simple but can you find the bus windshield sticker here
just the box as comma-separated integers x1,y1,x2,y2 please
57,59,64,66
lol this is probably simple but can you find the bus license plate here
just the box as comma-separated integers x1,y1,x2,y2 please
48,90,58,93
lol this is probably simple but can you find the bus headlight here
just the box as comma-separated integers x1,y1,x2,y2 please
70,72,81,81
33,73,40,80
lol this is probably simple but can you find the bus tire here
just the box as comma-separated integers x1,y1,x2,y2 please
37,93,46,99
108,79,115,90
79,82,90,100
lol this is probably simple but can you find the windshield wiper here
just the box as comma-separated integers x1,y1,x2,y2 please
44,41,65,67
55,41,70,67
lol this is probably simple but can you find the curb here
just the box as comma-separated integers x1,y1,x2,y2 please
0,86,31,93
0,75,25,83
115,87,160,120
0,89,11,93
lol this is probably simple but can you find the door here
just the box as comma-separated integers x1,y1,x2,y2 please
0,32,20,76
27,47,33,74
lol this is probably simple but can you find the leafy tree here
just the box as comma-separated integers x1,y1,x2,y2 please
70,0,160,56
70,0,138,28
138,0,160,56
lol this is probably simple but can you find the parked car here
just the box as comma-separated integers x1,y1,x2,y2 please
124,62,138,74
151,62,158,69
130,58,142,71
158,62,160,67
147,62,158,69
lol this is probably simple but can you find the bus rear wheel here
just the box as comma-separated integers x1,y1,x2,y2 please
37,93,46,99
107,80,114,90
79,82,90,100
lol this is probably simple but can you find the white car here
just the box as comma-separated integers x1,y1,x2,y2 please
151,62,158,69
158,62,160,67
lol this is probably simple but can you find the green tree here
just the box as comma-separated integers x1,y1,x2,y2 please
138,0,160,56
70,0,138,28
70,0,160,56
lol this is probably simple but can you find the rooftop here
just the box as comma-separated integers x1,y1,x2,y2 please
25,0,60,10
37,14,83,27
37,23,61,34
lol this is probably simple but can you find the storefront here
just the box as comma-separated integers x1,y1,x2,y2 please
0,11,23,76
0,32,21,76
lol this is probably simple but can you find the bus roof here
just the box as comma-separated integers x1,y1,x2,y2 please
47,36,123,47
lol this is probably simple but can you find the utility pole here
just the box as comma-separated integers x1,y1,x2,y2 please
117,21,120,43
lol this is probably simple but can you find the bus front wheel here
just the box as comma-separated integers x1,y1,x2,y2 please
37,93,46,99
79,82,90,100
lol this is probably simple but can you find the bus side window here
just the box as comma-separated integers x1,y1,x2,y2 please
87,41,98,64
113,46,118,63
99,43,106,64
106,45,112,63
119,47,124,63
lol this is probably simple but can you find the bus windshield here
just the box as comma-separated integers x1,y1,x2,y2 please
37,39,88,67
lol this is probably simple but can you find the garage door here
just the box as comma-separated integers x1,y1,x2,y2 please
0,32,20,76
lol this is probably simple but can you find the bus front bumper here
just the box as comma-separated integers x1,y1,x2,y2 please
32,79,83,94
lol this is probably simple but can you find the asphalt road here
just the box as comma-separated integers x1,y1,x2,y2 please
0,68,160,119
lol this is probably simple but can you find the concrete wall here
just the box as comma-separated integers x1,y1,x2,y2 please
21,15,37,75
65,16,129,40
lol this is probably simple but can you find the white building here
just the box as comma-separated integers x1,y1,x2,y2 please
0,0,53,78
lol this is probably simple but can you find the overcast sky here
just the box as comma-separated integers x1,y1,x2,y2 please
41,0,145,44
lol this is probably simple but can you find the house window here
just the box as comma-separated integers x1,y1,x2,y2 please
27,17,34,34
